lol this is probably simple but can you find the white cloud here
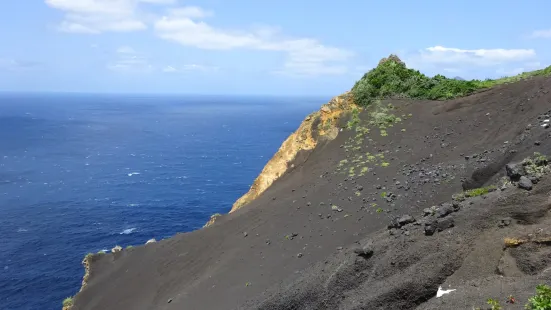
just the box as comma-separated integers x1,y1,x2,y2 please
162,64,219,73
140,0,177,4
403,46,538,77
107,47,153,72
530,29,551,39
163,65,177,72
182,64,219,72
496,61,544,76
154,7,353,76
169,6,213,19
45,0,175,34
418,46,536,66
0,59,42,71
117,46,136,54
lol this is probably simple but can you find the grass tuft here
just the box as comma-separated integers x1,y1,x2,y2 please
62,297,74,307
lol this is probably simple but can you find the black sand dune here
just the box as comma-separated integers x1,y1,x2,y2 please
71,75,551,310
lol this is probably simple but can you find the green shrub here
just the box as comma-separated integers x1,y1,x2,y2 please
487,298,502,310
351,54,551,107
62,297,74,307
526,284,551,309
464,185,497,198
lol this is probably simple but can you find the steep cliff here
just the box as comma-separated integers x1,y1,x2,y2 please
230,91,357,212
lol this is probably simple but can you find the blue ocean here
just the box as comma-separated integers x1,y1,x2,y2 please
0,93,324,310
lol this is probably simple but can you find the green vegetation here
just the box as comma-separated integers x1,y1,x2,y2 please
524,152,550,177
351,54,551,107
346,107,361,129
465,185,497,198
126,245,133,249
487,298,502,310
526,284,551,309
453,185,497,201
62,297,74,308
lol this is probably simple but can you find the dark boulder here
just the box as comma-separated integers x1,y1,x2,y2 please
437,217,455,232
424,220,437,236
353,245,374,259
436,203,454,218
506,163,525,181
518,176,533,190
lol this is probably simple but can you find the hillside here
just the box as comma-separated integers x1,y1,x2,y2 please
66,57,551,310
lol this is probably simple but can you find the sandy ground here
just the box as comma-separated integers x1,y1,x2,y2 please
73,76,551,310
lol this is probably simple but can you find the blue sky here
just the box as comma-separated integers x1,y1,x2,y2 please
0,0,551,95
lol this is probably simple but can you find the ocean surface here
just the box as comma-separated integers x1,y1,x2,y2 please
0,93,324,310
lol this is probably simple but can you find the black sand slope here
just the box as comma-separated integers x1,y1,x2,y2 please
72,75,551,310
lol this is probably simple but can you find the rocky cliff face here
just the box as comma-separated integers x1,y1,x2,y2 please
230,91,357,212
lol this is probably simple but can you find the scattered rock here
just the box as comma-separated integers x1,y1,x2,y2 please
528,175,539,184
498,218,512,228
437,217,455,232
353,245,374,259
451,201,461,211
297,253,303,258
518,176,533,190
243,232,248,237
398,215,416,226
424,220,437,236
423,206,437,216
167,299,172,304
389,215,416,229
506,163,525,181
436,203,454,218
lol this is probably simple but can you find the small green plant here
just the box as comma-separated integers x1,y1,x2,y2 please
464,185,497,198
126,245,133,249
376,208,384,213
245,282,252,287
487,298,502,310
381,191,387,198
381,162,390,167
525,284,551,309
62,297,74,308
355,191,361,197
347,107,361,129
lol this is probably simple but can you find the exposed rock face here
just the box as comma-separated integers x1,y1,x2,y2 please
203,213,221,228
230,92,357,212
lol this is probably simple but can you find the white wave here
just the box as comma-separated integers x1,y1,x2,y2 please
120,228,137,235
17,228,28,232
127,172,140,177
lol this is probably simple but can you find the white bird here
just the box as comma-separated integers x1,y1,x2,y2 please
436,286,456,298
